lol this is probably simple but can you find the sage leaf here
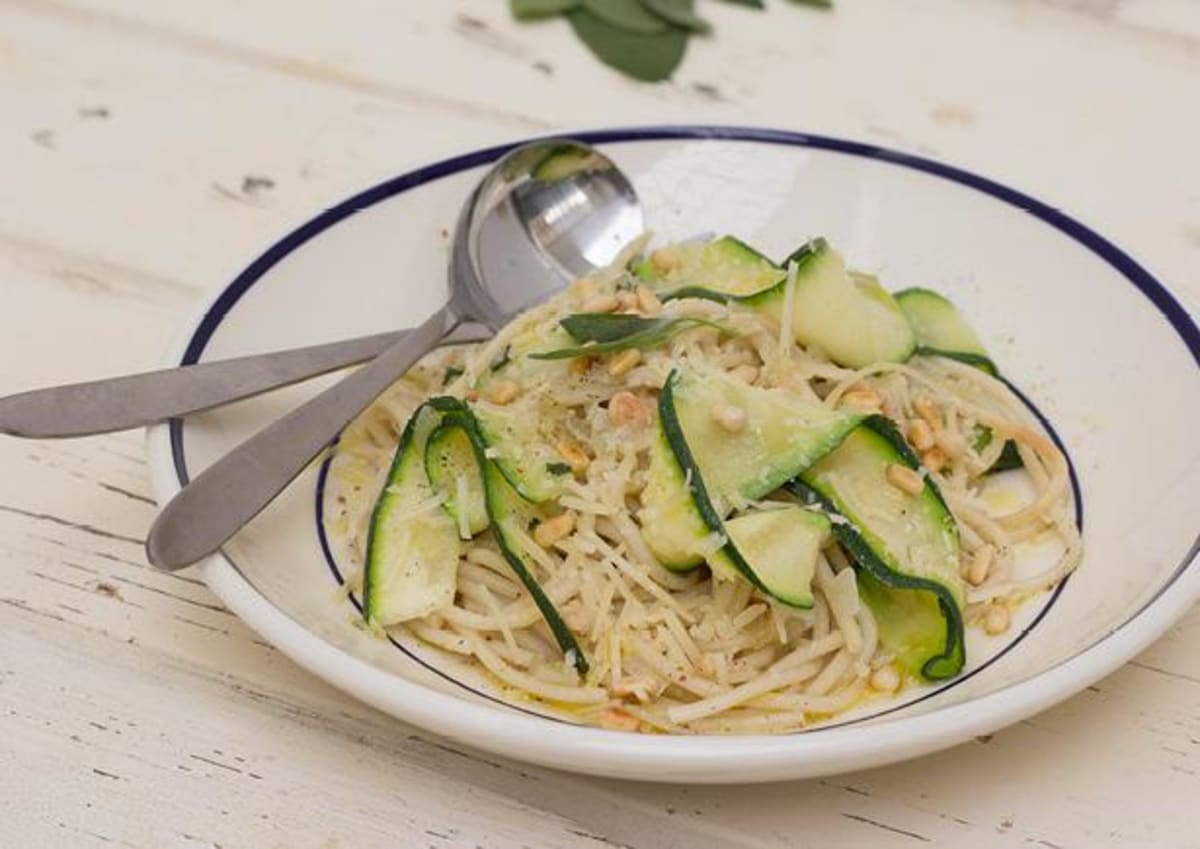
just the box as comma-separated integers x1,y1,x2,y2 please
510,0,580,19
561,313,665,343
568,9,688,81
582,0,670,34
640,0,710,32
711,0,765,8
532,314,730,359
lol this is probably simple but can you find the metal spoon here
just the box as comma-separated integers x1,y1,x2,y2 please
0,145,640,439
144,139,643,571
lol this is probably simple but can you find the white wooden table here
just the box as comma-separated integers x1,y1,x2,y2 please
2,2,1198,846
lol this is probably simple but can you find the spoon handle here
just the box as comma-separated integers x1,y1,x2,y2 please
146,305,460,571
0,324,493,439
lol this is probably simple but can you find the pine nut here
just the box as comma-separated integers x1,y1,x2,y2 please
842,384,882,413
609,391,649,427
914,396,942,432
616,291,637,311
869,664,901,693
533,511,576,548
650,247,680,273
486,378,519,405
711,403,748,433
907,419,936,452
635,284,661,315
984,604,1010,636
556,441,589,475
465,389,479,402
885,463,924,495
608,349,642,377
966,545,994,586
922,447,948,473
731,364,760,384
582,294,619,313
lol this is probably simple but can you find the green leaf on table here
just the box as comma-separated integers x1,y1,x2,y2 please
568,9,688,81
640,0,710,32
711,0,765,8
581,0,671,34
510,0,581,19
786,0,833,8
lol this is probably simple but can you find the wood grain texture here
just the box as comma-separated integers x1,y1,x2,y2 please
0,0,1197,846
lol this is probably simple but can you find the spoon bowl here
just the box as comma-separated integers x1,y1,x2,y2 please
458,141,644,322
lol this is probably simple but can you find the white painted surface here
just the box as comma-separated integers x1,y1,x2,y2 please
0,0,1197,845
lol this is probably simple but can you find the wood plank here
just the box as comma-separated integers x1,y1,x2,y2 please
1,1,1198,846
0,2,519,291
2,0,1197,314
0,610,607,849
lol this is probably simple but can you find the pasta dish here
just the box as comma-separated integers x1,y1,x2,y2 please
323,234,1081,734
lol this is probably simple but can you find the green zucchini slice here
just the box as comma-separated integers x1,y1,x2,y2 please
435,401,588,674
635,235,785,297
638,365,859,574
791,416,965,679
788,243,915,367
363,403,462,627
668,366,862,511
641,237,914,368
642,369,851,607
472,398,567,504
708,507,829,608
895,287,997,375
638,424,714,571
424,422,489,537
364,397,586,673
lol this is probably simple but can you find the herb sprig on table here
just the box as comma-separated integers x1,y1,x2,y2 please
509,0,832,82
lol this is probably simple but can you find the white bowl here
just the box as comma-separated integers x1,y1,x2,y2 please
146,127,1200,783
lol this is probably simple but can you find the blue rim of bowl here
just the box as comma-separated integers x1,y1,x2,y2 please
169,125,1199,727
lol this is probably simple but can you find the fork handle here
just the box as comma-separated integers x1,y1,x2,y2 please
145,305,459,571
0,322,491,439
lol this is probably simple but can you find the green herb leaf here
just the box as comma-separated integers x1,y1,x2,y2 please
510,0,580,19
640,0,710,32
546,462,574,476
561,312,664,343
582,0,670,34
787,0,833,7
711,0,764,7
568,9,688,82
532,314,730,359
971,424,993,454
